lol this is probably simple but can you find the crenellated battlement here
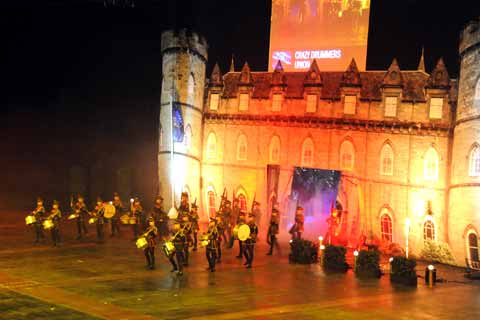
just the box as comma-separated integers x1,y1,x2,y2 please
459,17,480,56
161,29,208,61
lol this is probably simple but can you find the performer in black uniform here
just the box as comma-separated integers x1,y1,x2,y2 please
177,192,191,266
243,213,258,268
152,196,169,240
110,192,123,237
74,195,89,240
235,211,247,258
31,197,46,243
190,201,200,251
267,208,280,255
143,217,158,270
205,218,220,272
289,206,304,240
48,200,62,247
228,197,240,248
169,223,187,276
92,197,105,241
131,198,143,240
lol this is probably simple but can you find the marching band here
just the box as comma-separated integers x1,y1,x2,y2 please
24,190,289,276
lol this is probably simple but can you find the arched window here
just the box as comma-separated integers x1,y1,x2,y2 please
468,231,479,262
269,136,281,163
469,145,480,177
301,138,314,167
207,190,216,218
184,124,192,150
475,78,480,100
424,147,439,181
206,132,216,160
380,211,393,242
380,143,394,176
237,134,248,161
423,220,435,241
238,193,247,212
340,140,355,171
187,73,195,105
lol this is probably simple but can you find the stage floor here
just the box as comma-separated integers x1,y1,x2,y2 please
0,211,479,320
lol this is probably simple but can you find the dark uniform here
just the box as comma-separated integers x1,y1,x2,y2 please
111,192,123,237
74,196,89,239
177,192,191,266
169,224,187,276
190,203,200,251
143,217,158,270
267,208,280,255
289,206,304,240
229,198,240,248
48,200,62,247
131,198,143,240
235,212,247,258
93,198,105,241
152,196,169,240
243,215,258,268
31,198,45,243
205,219,220,272
252,201,262,228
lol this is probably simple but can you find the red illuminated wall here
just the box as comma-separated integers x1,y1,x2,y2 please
269,0,370,71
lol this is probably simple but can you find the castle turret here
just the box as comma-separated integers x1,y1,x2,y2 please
448,17,480,264
159,29,207,212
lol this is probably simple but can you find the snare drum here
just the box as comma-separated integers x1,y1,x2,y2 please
199,234,210,247
25,215,36,225
88,217,97,224
120,214,130,224
136,237,148,250
68,213,79,220
162,241,175,257
43,219,54,230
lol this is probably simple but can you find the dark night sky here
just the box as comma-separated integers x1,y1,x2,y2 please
1,0,479,208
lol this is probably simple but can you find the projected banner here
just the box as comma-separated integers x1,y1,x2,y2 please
269,0,371,71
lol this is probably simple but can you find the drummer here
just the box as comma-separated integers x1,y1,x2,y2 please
131,198,143,241
48,200,62,247
31,197,46,243
143,216,158,270
111,192,123,237
92,197,105,241
189,201,200,251
235,211,247,258
266,208,280,256
243,213,258,269
74,195,89,240
177,192,191,267
152,196,169,241
205,218,220,272
169,223,187,276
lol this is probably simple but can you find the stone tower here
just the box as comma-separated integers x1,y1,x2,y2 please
448,17,480,264
159,30,207,209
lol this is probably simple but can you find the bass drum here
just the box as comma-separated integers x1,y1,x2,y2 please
163,241,176,257
104,203,116,219
43,219,54,230
237,224,251,241
136,237,148,250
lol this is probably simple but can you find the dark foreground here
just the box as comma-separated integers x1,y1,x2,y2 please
0,211,479,320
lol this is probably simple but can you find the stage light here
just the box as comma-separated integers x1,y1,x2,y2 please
353,250,359,257
320,245,325,250
428,264,435,271
389,257,394,263
130,198,134,203
318,236,323,241
289,240,293,243
425,265,436,287
109,201,113,205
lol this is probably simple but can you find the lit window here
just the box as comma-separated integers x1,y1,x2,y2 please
187,73,195,105
380,143,394,176
475,79,480,100
344,95,356,115
380,212,393,242
239,93,249,111
469,146,480,177
269,136,281,163
207,190,216,218
301,138,314,167
423,220,435,241
424,147,439,181
384,96,398,117
183,124,192,150
429,98,443,119
237,134,248,160
340,140,355,171
206,132,217,160
209,93,219,110
272,93,282,111
306,94,317,113
238,193,247,212
468,232,479,262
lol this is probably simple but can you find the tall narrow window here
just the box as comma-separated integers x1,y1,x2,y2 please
429,97,443,119
269,136,281,163
207,190,216,218
380,143,394,176
380,212,393,242
206,132,217,160
384,96,398,117
272,93,282,111
306,94,317,113
238,193,247,212
469,146,480,177
237,134,248,160
468,232,479,262
239,93,249,111
344,95,356,115
423,220,435,241
184,124,192,150
340,140,355,171
301,138,314,167
209,93,220,110
424,147,439,181
187,73,195,105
